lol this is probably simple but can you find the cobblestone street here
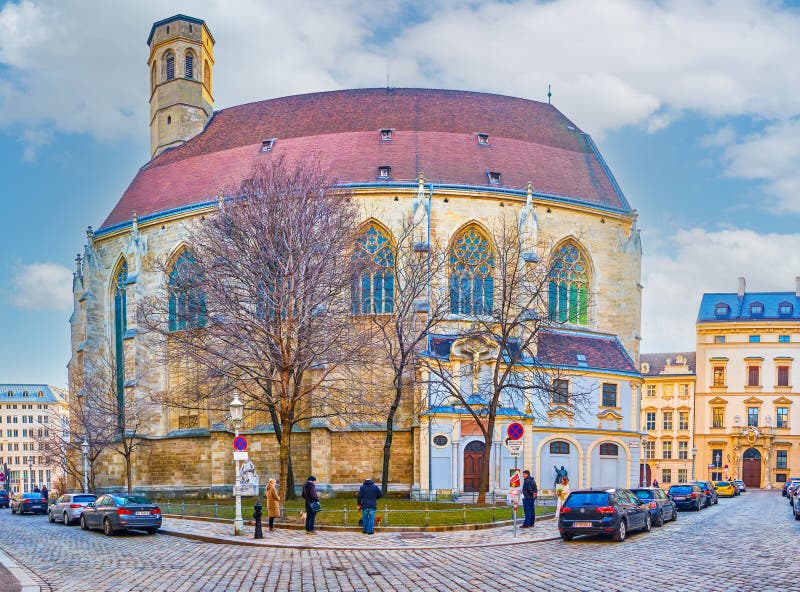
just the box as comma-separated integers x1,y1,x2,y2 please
0,490,797,592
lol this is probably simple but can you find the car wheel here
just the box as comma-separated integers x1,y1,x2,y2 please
795,508,800,521
48,510,55,522
694,501,701,511
643,513,652,532
80,515,88,530
146,527,158,535
560,532,573,541
64,513,71,525
103,518,114,536
671,508,678,521
10,507,15,514
612,519,627,542
655,511,664,527
714,497,718,505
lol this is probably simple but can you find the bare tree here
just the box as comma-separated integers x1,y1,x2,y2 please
421,213,593,503
140,158,371,501
359,213,449,495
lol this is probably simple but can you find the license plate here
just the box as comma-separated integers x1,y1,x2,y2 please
135,511,150,516
674,496,685,500
574,521,592,528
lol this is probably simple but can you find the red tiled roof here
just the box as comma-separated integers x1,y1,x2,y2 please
101,88,628,229
538,331,638,374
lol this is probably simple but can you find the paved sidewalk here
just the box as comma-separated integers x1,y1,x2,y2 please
160,515,559,549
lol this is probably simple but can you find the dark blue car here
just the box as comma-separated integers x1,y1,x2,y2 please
667,483,705,510
558,488,652,542
630,487,678,526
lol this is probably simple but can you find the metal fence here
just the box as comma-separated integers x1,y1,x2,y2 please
155,497,557,528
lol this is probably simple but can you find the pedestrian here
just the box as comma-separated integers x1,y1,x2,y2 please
40,484,48,502
652,479,659,488
266,478,280,533
301,476,320,535
520,470,538,528
356,478,382,535
33,485,40,493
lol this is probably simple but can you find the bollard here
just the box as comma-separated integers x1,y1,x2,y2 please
383,503,389,527
492,501,496,523
343,505,348,527
253,502,263,539
214,501,219,518
462,504,466,525
425,505,430,527
180,500,185,517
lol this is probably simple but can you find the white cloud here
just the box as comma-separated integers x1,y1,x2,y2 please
19,127,51,161
1,0,800,145
10,263,73,311
641,228,800,352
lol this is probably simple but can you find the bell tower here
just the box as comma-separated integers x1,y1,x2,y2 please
147,15,215,158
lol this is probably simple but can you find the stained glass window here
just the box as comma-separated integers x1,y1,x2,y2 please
168,251,207,331
352,225,395,314
449,227,494,315
113,261,128,419
548,242,589,325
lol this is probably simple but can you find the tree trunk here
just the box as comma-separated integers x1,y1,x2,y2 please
286,453,296,500
381,378,404,496
125,453,133,494
477,416,496,504
278,418,292,502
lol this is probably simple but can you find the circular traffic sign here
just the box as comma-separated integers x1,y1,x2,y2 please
233,435,248,451
507,422,524,441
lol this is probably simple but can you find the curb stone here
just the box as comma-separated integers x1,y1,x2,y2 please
0,547,42,592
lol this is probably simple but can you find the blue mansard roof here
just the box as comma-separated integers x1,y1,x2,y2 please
698,292,800,323
0,384,65,404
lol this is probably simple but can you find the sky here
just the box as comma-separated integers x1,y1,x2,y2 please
2,0,800,387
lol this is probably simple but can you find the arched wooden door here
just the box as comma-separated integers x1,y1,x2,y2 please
463,440,487,492
742,448,761,488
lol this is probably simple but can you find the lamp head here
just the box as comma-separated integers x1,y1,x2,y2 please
230,392,244,425
81,437,90,455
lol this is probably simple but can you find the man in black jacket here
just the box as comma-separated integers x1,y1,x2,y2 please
356,479,382,534
521,470,538,528
301,476,319,534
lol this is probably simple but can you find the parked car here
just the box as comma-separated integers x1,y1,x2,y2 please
558,488,651,542
0,490,9,508
714,481,736,497
782,478,800,497
734,480,746,493
693,480,719,506
630,487,678,526
667,483,705,511
48,493,97,525
10,492,47,515
80,493,161,535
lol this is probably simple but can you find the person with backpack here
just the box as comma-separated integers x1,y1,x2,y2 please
521,470,538,528
356,479,382,535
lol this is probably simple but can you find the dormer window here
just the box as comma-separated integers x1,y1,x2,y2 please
477,133,489,145
378,166,391,179
380,129,392,141
779,302,793,317
261,139,276,152
714,303,730,317
37,391,43,397
641,362,650,374
487,171,501,185
750,302,764,316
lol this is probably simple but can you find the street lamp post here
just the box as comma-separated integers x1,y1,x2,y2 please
81,437,90,494
640,432,648,487
27,456,34,493
230,392,244,536
691,447,698,481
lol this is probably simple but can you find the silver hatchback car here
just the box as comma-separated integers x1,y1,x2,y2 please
49,493,97,525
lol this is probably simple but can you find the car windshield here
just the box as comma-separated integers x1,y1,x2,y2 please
22,493,43,500
630,490,652,500
113,495,151,505
564,492,608,507
669,485,692,494
716,482,730,486
73,495,96,503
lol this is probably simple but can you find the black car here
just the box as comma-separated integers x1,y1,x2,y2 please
692,480,719,506
0,490,9,509
558,488,651,542
10,492,47,515
667,483,705,510
630,487,678,526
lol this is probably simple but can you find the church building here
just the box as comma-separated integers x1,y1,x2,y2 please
68,14,644,496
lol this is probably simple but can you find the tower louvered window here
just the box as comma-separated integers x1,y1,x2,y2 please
185,53,194,79
352,225,394,314
166,54,175,80
449,227,494,316
548,242,589,325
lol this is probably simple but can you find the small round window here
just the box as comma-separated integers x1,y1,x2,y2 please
433,435,449,447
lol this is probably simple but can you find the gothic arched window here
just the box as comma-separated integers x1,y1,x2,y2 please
168,251,207,331
204,59,211,89
113,261,128,416
165,51,175,81
548,242,589,325
449,226,494,315
352,224,394,314
184,51,194,79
